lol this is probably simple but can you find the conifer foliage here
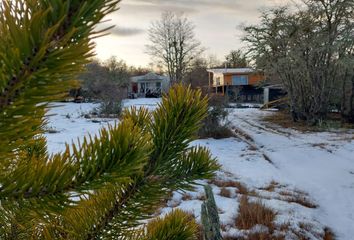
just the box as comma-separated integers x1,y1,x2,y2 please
0,0,219,239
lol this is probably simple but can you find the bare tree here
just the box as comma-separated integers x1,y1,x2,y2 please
146,12,203,84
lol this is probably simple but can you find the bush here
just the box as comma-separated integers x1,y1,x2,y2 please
96,84,125,117
79,58,129,117
198,96,233,139
98,100,123,117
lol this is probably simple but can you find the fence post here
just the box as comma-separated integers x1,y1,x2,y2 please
201,185,223,240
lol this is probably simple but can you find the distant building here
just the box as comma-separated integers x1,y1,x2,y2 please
207,68,265,102
130,72,170,98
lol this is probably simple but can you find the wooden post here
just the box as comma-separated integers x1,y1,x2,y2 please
264,87,270,104
201,185,222,240
208,72,211,95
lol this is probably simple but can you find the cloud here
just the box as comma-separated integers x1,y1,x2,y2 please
126,0,276,13
123,0,197,14
109,26,145,37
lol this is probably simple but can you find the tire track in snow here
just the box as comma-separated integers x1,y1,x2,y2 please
232,126,276,167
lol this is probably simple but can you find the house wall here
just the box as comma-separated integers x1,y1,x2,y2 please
223,73,264,86
249,73,264,85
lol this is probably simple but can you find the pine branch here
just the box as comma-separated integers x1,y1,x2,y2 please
89,86,219,239
0,0,119,165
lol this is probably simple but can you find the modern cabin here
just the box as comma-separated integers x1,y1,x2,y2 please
207,68,265,102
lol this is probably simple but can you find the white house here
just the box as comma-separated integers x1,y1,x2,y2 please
130,72,170,98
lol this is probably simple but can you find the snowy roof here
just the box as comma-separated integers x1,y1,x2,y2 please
207,68,255,74
131,72,168,82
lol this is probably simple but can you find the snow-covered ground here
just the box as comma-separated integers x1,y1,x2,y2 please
45,99,354,240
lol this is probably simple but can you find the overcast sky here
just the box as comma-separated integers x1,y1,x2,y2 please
94,0,288,67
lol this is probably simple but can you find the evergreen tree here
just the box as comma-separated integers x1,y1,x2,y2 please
0,1,219,239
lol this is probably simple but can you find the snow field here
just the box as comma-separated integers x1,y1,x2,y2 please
45,99,354,239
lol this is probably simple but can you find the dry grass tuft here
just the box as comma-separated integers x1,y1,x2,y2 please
311,143,333,153
245,232,285,240
262,111,316,132
248,145,258,151
235,195,277,230
219,187,232,198
208,179,249,195
279,190,317,209
196,194,206,201
181,193,193,201
259,181,279,192
298,222,313,232
224,232,285,240
263,110,354,132
323,228,335,240
236,183,248,195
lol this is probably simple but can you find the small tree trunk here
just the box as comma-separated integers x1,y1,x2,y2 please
341,76,354,123
348,79,354,123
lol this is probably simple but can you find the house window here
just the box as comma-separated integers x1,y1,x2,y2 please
216,77,221,86
156,82,161,88
232,75,248,85
140,83,146,93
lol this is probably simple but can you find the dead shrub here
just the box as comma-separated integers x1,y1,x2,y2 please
235,196,277,230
